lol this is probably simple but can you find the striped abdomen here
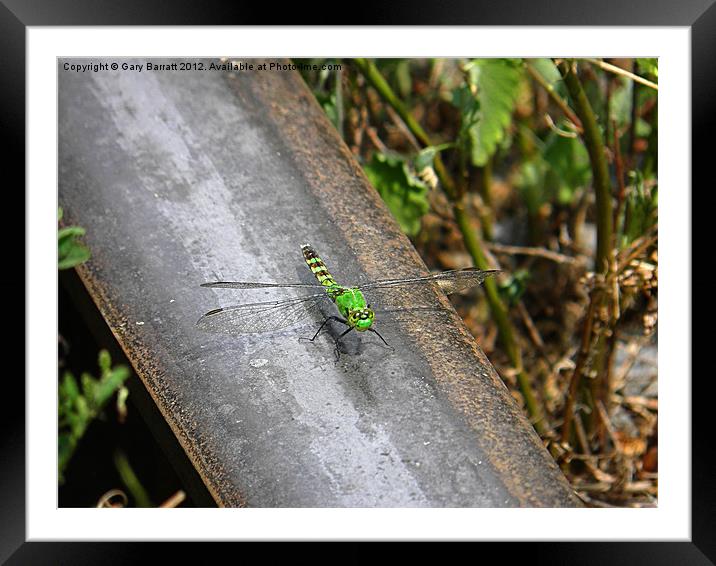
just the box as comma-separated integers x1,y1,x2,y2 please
302,244,339,290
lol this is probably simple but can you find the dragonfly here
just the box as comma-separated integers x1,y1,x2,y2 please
197,244,499,357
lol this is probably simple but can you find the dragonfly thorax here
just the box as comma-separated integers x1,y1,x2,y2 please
334,287,373,330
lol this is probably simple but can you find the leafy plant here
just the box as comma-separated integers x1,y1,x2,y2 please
58,350,130,482
363,152,430,236
458,58,523,167
58,207,90,269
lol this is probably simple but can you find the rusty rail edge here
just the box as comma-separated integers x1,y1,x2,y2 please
58,57,580,507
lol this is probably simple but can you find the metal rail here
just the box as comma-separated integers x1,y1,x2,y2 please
58,57,580,507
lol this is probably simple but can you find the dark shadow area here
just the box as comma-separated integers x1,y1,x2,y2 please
59,269,215,507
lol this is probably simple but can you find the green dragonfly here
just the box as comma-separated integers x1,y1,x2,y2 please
197,244,499,355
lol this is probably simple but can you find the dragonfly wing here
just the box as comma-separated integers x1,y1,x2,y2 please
201,281,325,290
197,292,331,334
433,269,501,294
372,305,456,324
358,268,501,295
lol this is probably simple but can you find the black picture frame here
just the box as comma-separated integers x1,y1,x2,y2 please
5,0,705,561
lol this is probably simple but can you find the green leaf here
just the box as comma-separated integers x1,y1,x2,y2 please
60,371,80,401
363,153,429,237
58,244,91,270
413,143,453,172
58,223,90,270
58,229,87,266
451,84,474,114
414,147,439,172
529,58,564,93
463,59,523,166
95,366,131,407
58,225,86,245
98,349,112,374
543,132,592,204
59,371,80,420
80,372,97,408
73,396,90,434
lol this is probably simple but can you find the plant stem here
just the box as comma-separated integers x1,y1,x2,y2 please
454,202,548,434
586,58,658,90
612,120,628,244
114,450,152,508
557,59,614,274
557,59,625,448
478,157,494,241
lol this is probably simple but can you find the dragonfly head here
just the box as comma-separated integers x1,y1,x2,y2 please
348,306,375,332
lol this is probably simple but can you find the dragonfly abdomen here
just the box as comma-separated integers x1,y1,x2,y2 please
302,244,340,289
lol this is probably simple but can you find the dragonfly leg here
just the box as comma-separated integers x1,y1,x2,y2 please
369,328,394,351
333,326,354,361
299,316,347,343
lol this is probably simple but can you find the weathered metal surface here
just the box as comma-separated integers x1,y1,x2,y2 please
58,58,580,507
